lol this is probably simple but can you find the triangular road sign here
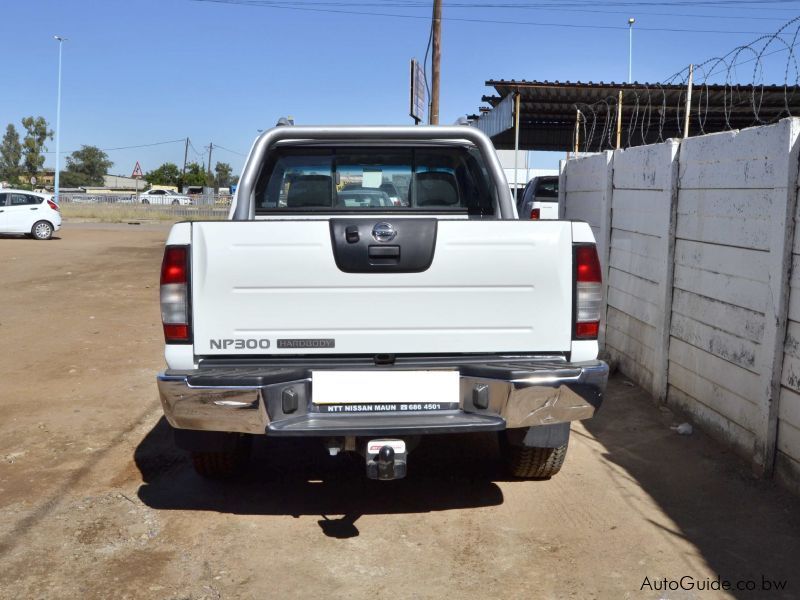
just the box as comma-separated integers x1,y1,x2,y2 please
131,161,143,178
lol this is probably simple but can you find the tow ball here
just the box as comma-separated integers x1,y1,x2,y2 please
366,439,407,480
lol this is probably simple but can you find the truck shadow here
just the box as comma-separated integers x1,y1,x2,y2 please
135,418,506,537
581,376,800,598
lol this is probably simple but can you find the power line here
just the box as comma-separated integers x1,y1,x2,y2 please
481,6,793,21
191,0,800,9
189,0,784,34
187,139,206,162
190,0,800,15
213,143,247,156
44,137,186,155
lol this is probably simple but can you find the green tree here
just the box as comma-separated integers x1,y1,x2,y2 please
59,170,88,188
214,161,232,188
0,124,23,182
145,162,181,187
21,116,53,176
64,145,113,186
182,162,207,187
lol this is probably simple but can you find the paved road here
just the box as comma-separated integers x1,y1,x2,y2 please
1,223,799,599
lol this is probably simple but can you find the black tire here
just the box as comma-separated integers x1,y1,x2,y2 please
31,220,53,240
500,434,569,479
171,199,179,205
190,435,252,479
142,199,150,204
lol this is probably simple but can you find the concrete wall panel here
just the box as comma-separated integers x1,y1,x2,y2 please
674,239,769,284
672,289,764,344
561,119,800,493
670,337,762,401
673,264,767,314
676,189,774,250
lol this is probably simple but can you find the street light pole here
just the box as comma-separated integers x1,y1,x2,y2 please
53,35,67,203
628,18,635,84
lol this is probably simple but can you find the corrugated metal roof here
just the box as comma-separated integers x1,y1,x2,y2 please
476,79,800,151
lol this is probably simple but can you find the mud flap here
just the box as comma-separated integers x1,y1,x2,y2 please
504,422,570,448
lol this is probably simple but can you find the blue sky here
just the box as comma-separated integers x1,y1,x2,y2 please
2,0,799,176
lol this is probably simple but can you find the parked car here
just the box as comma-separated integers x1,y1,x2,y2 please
139,189,192,205
337,188,394,208
379,182,403,206
156,125,608,482
0,189,61,240
518,175,559,220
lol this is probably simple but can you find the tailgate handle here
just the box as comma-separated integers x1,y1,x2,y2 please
368,245,400,259
345,225,360,243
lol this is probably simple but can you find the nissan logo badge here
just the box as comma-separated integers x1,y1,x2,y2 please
372,222,397,242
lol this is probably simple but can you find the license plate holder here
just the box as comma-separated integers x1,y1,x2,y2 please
311,370,459,412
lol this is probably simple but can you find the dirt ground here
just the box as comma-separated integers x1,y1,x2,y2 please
1,222,800,600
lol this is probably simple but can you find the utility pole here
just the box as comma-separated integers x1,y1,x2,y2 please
207,142,213,179
183,137,189,177
53,36,67,203
429,0,442,125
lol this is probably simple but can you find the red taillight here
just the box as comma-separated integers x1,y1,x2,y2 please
574,244,602,340
529,208,541,220
160,246,191,344
576,245,602,283
161,246,188,285
575,322,600,338
163,324,190,340
47,199,59,211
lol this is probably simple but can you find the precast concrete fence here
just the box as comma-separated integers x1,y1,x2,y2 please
561,117,800,494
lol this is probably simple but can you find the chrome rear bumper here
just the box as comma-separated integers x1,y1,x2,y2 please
156,358,608,436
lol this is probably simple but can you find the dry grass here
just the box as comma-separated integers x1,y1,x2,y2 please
60,203,228,222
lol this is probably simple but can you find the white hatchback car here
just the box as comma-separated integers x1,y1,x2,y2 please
0,189,62,240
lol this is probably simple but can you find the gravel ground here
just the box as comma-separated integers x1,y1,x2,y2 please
1,223,799,600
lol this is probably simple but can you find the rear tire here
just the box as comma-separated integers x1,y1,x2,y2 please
190,435,252,479
171,199,179,205
500,434,569,479
31,220,53,240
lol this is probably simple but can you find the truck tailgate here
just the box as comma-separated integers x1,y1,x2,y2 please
190,220,573,356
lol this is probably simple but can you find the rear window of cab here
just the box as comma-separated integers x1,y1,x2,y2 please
254,146,495,215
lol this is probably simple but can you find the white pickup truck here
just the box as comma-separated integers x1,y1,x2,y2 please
156,124,608,481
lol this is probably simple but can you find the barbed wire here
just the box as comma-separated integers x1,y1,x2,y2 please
573,15,800,153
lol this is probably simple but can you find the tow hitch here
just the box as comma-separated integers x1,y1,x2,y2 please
366,439,407,480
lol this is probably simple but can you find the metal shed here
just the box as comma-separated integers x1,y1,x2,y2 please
473,79,800,152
